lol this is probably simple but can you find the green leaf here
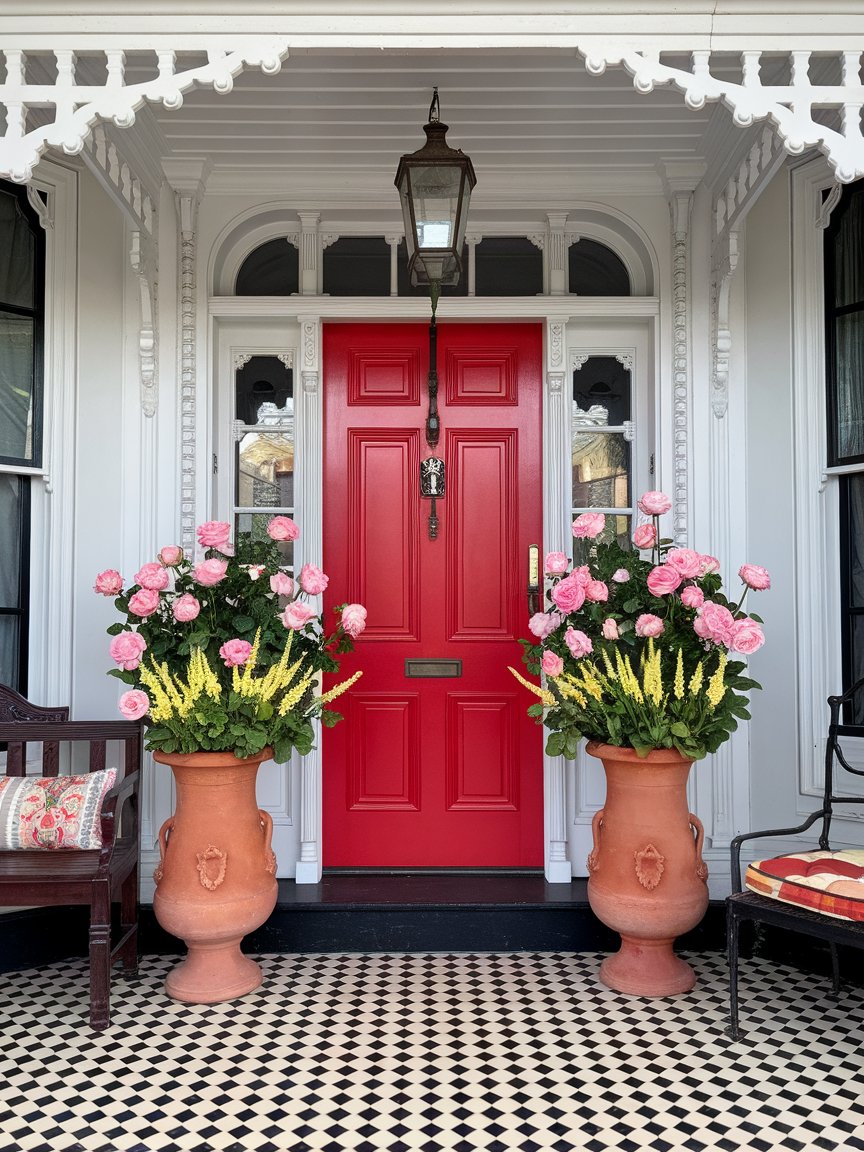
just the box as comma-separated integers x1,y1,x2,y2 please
546,731,566,757
670,722,690,738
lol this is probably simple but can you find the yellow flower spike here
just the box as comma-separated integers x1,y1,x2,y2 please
689,660,704,697
316,670,364,708
601,649,615,677
277,671,316,716
508,666,556,708
706,652,728,709
674,648,685,700
232,665,242,693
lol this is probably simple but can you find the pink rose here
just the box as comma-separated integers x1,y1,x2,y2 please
528,612,562,639
270,572,294,597
550,574,586,614
602,617,620,640
118,690,149,721
196,521,232,550
194,559,228,587
632,524,657,550
699,554,721,575
586,580,609,603
109,632,147,671
730,617,766,655
637,491,672,516
647,565,682,597
666,549,702,580
341,603,368,639
739,564,771,591
281,601,316,630
635,613,665,638
135,561,170,591
541,651,564,678
159,545,183,567
564,628,593,658
173,593,201,622
572,512,606,539
612,568,630,583
128,588,161,617
545,551,569,575
694,602,736,647
94,569,123,597
680,585,705,609
299,563,329,596
219,639,253,667
267,516,300,542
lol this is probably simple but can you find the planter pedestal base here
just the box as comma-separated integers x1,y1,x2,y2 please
165,941,263,1004
599,936,696,997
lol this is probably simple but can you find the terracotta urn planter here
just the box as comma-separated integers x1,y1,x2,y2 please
585,741,709,997
152,748,278,1004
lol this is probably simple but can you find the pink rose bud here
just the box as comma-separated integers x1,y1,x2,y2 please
632,524,656,550
541,651,564,678
666,548,702,580
550,574,587,614
528,612,562,640
128,588,161,617
94,569,124,597
159,545,184,567
602,617,620,640
646,565,682,597
635,613,665,638
564,628,593,658
281,601,316,630
739,564,771,591
299,563,329,596
134,561,170,591
109,631,147,671
637,491,672,516
730,617,766,655
219,639,253,667
270,572,294,597
572,512,606,539
680,585,705,609
267,516,300,542
194,558,228,587
699,554,721,575
585,580,609,603
341,603,368,639
196,521,232,550
118,690,149,721
611,568,630,583
545,551,569,575
172,593,201,622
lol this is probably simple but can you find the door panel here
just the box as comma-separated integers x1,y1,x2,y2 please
323,321,542,867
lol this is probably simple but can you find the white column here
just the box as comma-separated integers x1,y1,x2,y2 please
546,213,568,296
386,234,401,296
297,211,320,295
466,234,480,296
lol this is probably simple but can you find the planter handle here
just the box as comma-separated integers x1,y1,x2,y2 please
153,816,175,886
690,812,709,881
259,808,277,875
586,807,605,874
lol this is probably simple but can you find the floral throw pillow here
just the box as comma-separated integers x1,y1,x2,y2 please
0,769,117,850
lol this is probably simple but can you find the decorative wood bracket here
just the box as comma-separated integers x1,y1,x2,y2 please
129,230,158,417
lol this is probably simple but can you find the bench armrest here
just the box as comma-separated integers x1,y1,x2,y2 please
97,769,140,873
730,807,826,892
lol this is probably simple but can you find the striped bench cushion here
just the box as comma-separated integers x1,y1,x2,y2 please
0,770,117,850
745,849,864,922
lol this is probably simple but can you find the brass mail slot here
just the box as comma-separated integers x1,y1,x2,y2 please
405,659,462,678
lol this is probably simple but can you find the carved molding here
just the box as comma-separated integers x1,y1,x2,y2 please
614,352,634,372
711,231,739,420
570,353,590,371
129,230,158,418
547,320,565,370
233,352,253,369
816,182,843,230
25,185,52,230
666,186,694,544
83,124,156,238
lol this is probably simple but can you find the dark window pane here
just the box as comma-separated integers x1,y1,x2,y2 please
236,238,299,296
235,355,293,424
0,313,35,463
237,432,294,511
849,616,864,723
0,474,28,694
569,238,631,296
323,236,390,296
0,188,35,309
572,433,631,511
833,185,864,308
0,615,21,690
834,311,864,461
847,473,864,610
475,236,542,297
573,355,631,425
0,474,23,608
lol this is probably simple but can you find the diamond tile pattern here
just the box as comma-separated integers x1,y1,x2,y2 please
1,952,863,1151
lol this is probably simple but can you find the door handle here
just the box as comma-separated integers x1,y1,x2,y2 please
527,544,540,616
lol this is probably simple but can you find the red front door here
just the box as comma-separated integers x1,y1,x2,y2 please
322,322,543,866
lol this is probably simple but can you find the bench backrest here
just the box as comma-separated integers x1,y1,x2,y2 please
821,675,864,848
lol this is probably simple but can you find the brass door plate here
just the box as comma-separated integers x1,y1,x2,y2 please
405,659,462,678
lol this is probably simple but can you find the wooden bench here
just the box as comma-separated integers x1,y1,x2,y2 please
0,685,142,1030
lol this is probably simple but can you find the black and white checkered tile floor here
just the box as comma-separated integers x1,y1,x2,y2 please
1,951,862,1152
